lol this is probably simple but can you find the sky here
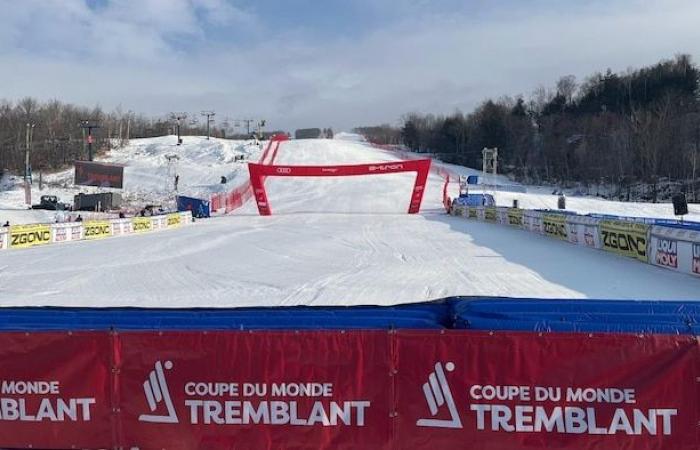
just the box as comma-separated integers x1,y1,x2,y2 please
1,0,699,132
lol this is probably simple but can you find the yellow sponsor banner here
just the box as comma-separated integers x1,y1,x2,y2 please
167,213,181,228
507,209,523,227
83,220,112,240
132,217,153,233
600,220,649,262
543,214,567,240
484,207,498,222
468,208,478,219
9,224,52,248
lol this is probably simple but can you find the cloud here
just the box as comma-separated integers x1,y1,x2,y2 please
0,0,699,131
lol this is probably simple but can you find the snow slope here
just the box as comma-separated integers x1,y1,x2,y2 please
0,136,259,224
0,137,697,308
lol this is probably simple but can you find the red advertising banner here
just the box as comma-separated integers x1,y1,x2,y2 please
0,332,113,449
115,331,393,450
0,330,696,449
394,331,700,450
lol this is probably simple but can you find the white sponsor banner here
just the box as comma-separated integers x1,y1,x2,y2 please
0,229,8,250
151,215,169,230
496,208,509,225
111,218,134,236
523,211,543,234
179,211,193,224
649,225,700,277
565,216,602,249
51,222,84,243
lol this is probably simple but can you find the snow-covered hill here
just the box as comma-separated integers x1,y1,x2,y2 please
0,136,697,308
0,136,260,224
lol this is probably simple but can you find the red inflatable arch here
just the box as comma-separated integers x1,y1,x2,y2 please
248,159,432,215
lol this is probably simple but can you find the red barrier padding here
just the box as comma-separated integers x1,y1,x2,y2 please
0,332,113,449
248,159,432,216
395,331,700,450
116,331,392,449
0,330,697,449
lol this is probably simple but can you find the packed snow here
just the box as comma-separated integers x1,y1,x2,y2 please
0,136,697,307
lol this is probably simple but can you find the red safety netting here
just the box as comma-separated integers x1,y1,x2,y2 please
210,134,289,214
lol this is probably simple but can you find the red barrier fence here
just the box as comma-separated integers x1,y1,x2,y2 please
249,159,432,216
2,330,698,449
210,134,289,214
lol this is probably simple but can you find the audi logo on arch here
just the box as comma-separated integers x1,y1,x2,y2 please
276,167,292,174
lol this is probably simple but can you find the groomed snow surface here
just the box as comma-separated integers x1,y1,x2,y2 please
0,136,698,307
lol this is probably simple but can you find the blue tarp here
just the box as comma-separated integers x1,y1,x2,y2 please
176,195,210,218
454,194,495,207
0,298,698,334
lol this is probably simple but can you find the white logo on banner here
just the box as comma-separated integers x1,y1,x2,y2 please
416,362,463,429
138,360,179,424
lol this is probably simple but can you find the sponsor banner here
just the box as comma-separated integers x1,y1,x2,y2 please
469,207,478,219
179,211,193,224
0,230,8,250
484,207,498,222
9,224,52,249
543,214,567,240
566,222,580,244
523,211,543,234
583,225,600,249
51,223,83,243
507,209,523,227
83,221,112,240
116,331,392,450
0,332,113,449
497,208,509,225
167,213,181,228
74,160,124,188
132,217,152,233
653,237,679,269
395,331,700,450
152,215,168,230
600,221,649,262
650,226,700,277
111,219,133,236
693,243,699,276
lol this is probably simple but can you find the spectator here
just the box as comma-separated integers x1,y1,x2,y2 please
75,215,83,222
2,221,9,227
118,211,125,219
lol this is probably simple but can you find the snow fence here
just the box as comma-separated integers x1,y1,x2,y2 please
451,203,700,279
0,211,192,251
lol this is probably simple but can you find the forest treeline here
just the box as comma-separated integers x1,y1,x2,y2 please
0,99,229,174
358,55,700,198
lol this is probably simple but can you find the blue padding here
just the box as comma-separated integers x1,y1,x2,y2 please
0,302,451,331
451,298,699,335
176,195,210,218
452,316,698,335
0,298,697,334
